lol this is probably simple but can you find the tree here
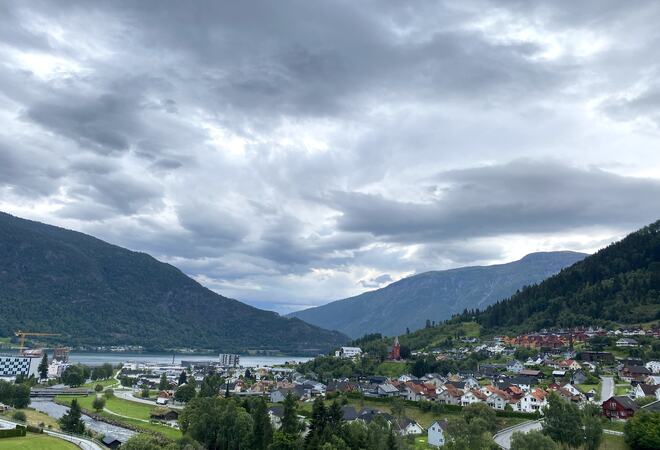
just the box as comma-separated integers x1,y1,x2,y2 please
543,393,583,448
174,383,196,403
624,411,660,450
92,396,106,412
582,404,603,450
12,410,27,422
141,387,150,398
61,365,86,387
250,397,273,450
199,374,223,398
510,431,558,450
281,392,301,436
305,397,328,447
38,353,48,380
59,398,85,434
178,370,187,386
12,384,30,409
180,397,253,450
104,389,114,399
159,372,169,391
121,434,205,450
94,383,104,392
269,432,301,450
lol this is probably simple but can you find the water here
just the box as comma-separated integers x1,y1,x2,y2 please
66,352,312,367
31,400,136,441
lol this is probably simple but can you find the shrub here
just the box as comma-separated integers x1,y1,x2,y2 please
11,410,26,422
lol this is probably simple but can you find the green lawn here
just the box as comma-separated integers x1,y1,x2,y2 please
0,434,78,450
83,377,118,389
56,395,181,440
411,434,429,449
615,384,630,395
599,434,630,450
577,383,601,401
376,361,410,378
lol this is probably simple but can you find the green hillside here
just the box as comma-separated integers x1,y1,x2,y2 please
289,251,586,338
460,219,660,332
0,212,348,353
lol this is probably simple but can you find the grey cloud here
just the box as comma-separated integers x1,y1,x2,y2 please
359,274,393,289
330,160,660,242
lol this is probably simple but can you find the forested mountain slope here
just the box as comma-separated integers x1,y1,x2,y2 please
461,220,660,332
0,212,348,353
289,251,586,338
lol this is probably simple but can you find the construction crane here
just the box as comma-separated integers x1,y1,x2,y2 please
14,331,60,355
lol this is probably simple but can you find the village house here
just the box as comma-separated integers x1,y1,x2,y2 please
616,338,639,348
558,359,581,371
645,361,660,374
461,389,487,406
268,406,284,429
395,418,424,436
428,420,449,448
377,382,401,398
506,360,524,373
437,384,463,405
632,384,660,400
485,386,511,410
150,407,179,422
619,365,652,383
335,347,362,359
514,388,547,413
602,396,639,420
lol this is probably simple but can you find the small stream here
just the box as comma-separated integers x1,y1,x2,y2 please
31,400,136,442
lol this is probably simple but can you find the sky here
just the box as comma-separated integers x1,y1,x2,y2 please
1,1,660,314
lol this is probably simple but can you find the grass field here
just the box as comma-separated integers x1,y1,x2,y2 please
1,408,60,430
376,361,410,378
56,395,181,440
599,434,630,450
615,384,630,395
0,434,78,450
83,378,118,389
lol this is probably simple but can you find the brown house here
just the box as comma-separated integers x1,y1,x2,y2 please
602,396,639,420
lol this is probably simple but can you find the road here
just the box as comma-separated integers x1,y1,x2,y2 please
114,388,183,409
601,376,614,401
493,420,543,449
0,417,17,429
45,430,105,450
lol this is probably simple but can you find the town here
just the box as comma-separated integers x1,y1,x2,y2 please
0,324,658,449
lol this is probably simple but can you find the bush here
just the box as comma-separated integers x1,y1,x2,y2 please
11,410,26,422
26,424,43,434
0,425,27,438
94,384,104,392
104,389,114,399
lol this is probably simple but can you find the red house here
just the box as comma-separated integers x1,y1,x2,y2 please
602,396,639,420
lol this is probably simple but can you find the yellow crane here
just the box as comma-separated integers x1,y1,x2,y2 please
14,331,60,355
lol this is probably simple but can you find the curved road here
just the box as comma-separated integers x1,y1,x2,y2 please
114,388,183,409
601,376,614,401
493,420,543,449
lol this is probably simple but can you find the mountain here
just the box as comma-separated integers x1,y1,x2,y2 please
288,251,587,338
463,219,660,332
0,212,348,354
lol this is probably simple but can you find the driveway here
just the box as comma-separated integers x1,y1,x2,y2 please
493,420,543,449
114,389,183,410
601,376,614,401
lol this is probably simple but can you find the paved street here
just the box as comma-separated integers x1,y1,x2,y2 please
493,420,543,449
0,417,17,429
45,430,104,450
601,376,614,401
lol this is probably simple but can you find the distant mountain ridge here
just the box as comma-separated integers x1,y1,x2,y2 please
288,251,587,338
461,219,660,332
0,212,348,353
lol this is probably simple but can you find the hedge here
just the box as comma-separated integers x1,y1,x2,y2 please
0,425,27,438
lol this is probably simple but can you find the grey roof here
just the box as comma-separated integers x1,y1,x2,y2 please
102,435,122,444
341,405,359,421
641,400,660,412
606,396,639,411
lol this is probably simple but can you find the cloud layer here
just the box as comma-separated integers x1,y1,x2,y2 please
1,0,660,312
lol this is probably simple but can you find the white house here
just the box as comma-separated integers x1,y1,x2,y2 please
561,383,581,397
645,361,660,374
335,347,362,359
515,388,547,413
428,420,449,447
616,338,639,348
396,418,424,436
377,383,400,398
632,384,660,400
507,360,524,373
461,389,487,406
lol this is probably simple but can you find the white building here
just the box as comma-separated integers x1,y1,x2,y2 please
47,361,69,378
645,361,660,374
334,347,362,358
0,355,40,378
219,354,240,367
428,420,448,447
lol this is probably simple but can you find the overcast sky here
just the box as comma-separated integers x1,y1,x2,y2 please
2,1,660,314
